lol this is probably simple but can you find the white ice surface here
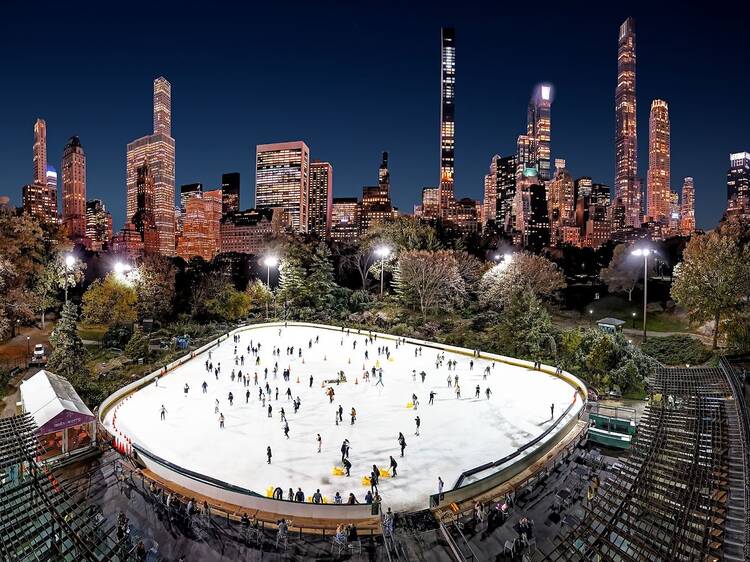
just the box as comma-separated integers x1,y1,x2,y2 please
104,325,578,511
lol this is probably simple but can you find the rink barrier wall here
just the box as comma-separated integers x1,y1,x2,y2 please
98,320,587,514
133,443,376,520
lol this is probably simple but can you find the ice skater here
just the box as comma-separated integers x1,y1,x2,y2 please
475,385,480,398
267,404,273,418
550,403,555,419
280,407,286,422
343,457,352,476
228,391,234,406
341,439,350,462
338,405,344,423
309,375,313,388
350,407,357,425
219,413,225,429
202,381,208,394
183,383,190,397
160,405,167,420
214,399,219,413
412,393,419,410
283,421,290,439
429,390,436,405
447,375,452,388
486,387,492,399
455,384,461,399
438,476,444,500
316,433,322,453
398,433,407,457
389,455,398,477
414,415,421,436
267,446,272,464
246,389,250,403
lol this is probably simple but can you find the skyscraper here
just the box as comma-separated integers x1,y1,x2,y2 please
132,163,159,254
438,27,456,218
61,136,87,240
482,157,498,227
360,152,394,233
309,161,333,238
646,99,671,222
85,199,113,251
330,197,360,244
516,135,536,179
547,159,575,246
126,77,176,256
33,118,47,185
221,172,240,216
727,152,750,218
527,84,553,181
615,17,640,229
255,141,310,233
180,183,203,213
680,177,695,234
177,189,222,261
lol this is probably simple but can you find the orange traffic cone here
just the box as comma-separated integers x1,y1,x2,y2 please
296,377,300,383
355,378,358,385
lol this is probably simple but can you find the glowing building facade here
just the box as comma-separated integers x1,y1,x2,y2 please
527,84,553,181
727,152,750,218
309,161,333,238
330,197,360,244
438,27,456,217
680,177,695,234
221,172,240,216
360,152,394,234
85,199,112,251
61,136,87,240
255,141,310,233
646,99,671,222
176,189,222,261
23,119,57,225
615,17,640,229
126,77,176,256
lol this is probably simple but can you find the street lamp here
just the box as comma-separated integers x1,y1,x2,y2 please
26,336,30,368
64,254,76,304
631,247,653,341
375,246,391,296
262,256,279,320
631,311,636,330
588,308,594,326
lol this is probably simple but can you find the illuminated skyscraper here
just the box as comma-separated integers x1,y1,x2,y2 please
61,136,87,240
177,189,222,261
180,183,203,213
727,152,750,218
420,187,440,219
680,177,695,234
360,152,394,233
85,199,113,251
438,27,456,217
547,159,575,246
33,118,47,185
126,77,176,256
527,84,553,181
221,172,240,216
482,157,498,227
132,163,159,254
615,17,640,228
255,141,310,233
309,161,333,238
646,99,670,222
330,197,360,244
516,135,536,179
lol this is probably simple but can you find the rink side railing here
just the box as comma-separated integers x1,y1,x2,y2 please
98,321,587,520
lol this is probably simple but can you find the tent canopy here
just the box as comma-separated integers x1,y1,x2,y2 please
20,370,94,435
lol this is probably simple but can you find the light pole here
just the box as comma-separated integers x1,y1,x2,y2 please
631,248,653,341
64,254,76,304
26,336,30,368
631,311,636,330
262,256,278,320
375,246,391,296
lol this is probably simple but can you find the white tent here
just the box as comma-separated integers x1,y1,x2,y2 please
20,370,95,443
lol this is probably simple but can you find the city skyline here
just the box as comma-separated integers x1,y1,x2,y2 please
1,2,748,231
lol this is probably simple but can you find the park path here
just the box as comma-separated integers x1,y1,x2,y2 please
0,324,53,416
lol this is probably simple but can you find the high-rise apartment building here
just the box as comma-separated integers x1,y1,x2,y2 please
420,187,440,219
220,208,280,256
516,135,536,179
176,189,222,261
61,136,87,240
438,27,456,218
255,141,310,233
482,157,498,226
527,84,553,181
526,182,550,253
221,172,240,216
646,99,671,222
23,120,57,225
547,159,575,246
33,118,47,185
308,162,333,238
330,197,360,244
132,163,159,254
615,17,640,229
126,77,176,256
360,152,394,234
495,156,517,231
727,152,750,218
85,199,113,251
680,177,695,234
180,183,203,213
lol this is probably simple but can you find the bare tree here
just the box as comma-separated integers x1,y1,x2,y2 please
394,250,466,319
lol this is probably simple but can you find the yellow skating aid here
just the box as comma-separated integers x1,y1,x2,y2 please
406,402,413,409
379,468,390,478
332,466,344,476
266,486,274,498
323,496,328,504
375,360,381,369
388,356,395,362
361,476,372,487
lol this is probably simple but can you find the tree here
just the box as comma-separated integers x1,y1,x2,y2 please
367,216,442,252
246,279,273,315
393,250,466,319
478,252,565,310
205,286,252,322
600,244,654,301
82,274,138,326
277,242,338,318
124,326,149,359
671,232,750,348
47,301,88,380
33,251,86,329
135,254,176,321
453,251,489,299
492,289,558,359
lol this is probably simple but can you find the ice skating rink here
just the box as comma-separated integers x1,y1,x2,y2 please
104,324,581,511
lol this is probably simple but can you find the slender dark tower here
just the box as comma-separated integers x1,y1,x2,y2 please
439,27,456,218
615,17,639,228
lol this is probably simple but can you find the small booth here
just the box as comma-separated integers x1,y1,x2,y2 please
20,370,96,461
596,317,626,334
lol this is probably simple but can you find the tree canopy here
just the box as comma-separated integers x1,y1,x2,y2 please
478,252,565,310
82,274,138,326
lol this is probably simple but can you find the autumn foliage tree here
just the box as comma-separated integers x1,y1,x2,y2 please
478,252,565,310
393,250,466,319
82,274,138,326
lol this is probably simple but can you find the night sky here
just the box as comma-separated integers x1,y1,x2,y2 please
1,1,747,231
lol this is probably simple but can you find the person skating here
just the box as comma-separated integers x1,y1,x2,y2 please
343,457,352,476
347,493,359,504
267,404,273,418
160,405,167,420
414,415,421,436
447,375,452,388
267,446,272,464
214,399,219,413
338,405,344,423
475,384,480,398
202,381,208,394
284,421,290,439
219,413,225,429
455,384,461,399
244,389,250,403
421,371,426,383
316,433,322,453
183,383,190,397
398,433,407,457
550,402,555,419
287,488,294,501
280,407,286,422
429,390,436,405
365,490,373,504
334,492,342,504
486,387,492,399
295,488,305,502
312,489,323,504
412,393,419,410
389,455,398,477
228,391,234,406
438,476,444,500
350,407,357,425
309,374,313,388
340,439,350,462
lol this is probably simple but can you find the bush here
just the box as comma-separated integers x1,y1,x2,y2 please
641,335,712,366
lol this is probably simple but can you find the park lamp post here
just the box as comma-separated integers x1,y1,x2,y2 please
26,336,30,368
64,254,76,304
632,311,637,330
262,256,279,320
113,262,139,285
631,247,654,341
375,246,391,296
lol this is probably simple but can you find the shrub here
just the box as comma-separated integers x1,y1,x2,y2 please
641,335,711,366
